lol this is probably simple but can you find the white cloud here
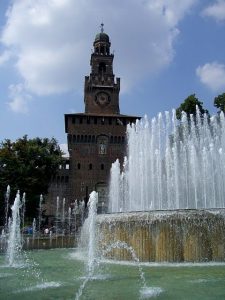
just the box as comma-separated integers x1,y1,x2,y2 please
59,143,69,157
0,50,11,65
8,84,32,113
196,62,225,91
1,0,197,111
202,0,225,22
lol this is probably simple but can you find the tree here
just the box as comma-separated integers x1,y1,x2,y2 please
0,136,63,225
214,93,225,113
176,94,209,120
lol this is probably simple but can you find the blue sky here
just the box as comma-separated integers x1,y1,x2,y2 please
0,0,225,152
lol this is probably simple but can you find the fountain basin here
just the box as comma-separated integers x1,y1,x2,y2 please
97,209,225,262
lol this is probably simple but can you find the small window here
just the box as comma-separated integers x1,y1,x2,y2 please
109,118,112,125
79,117,83,124
77,163,81,170
68,134,72,144
87,117,90,124
110,136,113,143
66,163,70,170
94,117,97,124
88,135,91,143
73,135,76,143
65,176,69,183
72,117,75,124
92,135,95,143
101,163,104,170
89,163,92,170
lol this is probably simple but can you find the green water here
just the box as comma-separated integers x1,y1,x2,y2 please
0,248,225,300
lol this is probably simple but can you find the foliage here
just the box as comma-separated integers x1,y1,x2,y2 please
214,93,225,113
176,94,209,120
0,136,63,224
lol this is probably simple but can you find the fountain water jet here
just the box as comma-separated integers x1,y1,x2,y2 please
6,191,23,266
75,191,98,300
109,110,225,212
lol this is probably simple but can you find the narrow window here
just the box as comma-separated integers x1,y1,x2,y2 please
89,163,92,170
77,163,81,170
101,163,104,170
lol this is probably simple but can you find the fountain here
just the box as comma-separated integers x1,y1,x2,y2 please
98,109,225,262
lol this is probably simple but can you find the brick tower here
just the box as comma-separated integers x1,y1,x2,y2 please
50,25,140,214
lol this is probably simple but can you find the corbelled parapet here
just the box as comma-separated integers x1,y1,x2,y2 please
96,209,225,262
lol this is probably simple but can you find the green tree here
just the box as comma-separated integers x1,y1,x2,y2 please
214,93,225,113
0,136,63,225
176,94,209,120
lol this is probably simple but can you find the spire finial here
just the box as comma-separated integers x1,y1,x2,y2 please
100,23,104,33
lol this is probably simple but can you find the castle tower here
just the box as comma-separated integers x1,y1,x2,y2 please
84,24,120,115
48,26,140,214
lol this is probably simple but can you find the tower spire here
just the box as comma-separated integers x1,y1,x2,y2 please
100,23,104,33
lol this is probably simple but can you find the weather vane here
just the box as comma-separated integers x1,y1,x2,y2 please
100,23,104,33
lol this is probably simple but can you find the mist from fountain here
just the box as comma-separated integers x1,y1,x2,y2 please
109,109,225,212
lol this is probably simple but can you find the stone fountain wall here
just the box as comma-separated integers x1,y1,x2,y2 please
96,209,225,262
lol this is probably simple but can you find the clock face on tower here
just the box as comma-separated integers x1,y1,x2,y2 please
95,92,110,107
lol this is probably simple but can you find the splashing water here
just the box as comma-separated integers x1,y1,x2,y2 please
109,110,225,212
102,240,146,288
